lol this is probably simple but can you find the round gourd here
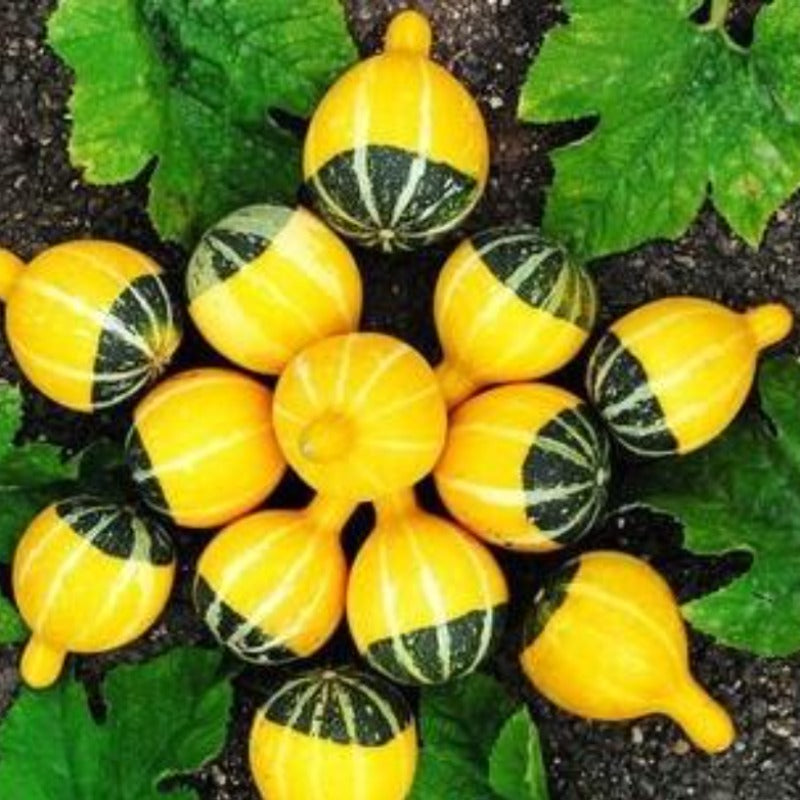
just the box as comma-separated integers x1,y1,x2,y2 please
194,496,355,664
13,496,175,688
303,10,489,251
434,226,597,407
186,205,362,374
347,489,508,685
250,668,418,800
274,333,447,500
126,368,286,528
520,551,735,754
587,297,793,457
435,383,611,552
0,242,182,412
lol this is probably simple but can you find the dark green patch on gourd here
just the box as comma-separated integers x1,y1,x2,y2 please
523,558,581,648
125,427,171,517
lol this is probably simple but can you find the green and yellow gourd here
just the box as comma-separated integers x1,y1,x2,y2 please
347,489,509,685
434,226,597,407
0,242,181,412
126,368,286,529
435,383,611,552
250,668,417,800
186,205,362,374
13,497,175,688
304,10,489,251
587,296,793,456
520,551,735,754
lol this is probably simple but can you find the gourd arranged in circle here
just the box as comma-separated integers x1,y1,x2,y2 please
186,204,362,374
435,383,611,552
13,497,175,688
194,496,355,664
347,489,509,685
520,551,735,755
250,668,418,800
126,368,286,528
434,226,597,407
304,10,489,251
0,241,181,412
587,296,793,457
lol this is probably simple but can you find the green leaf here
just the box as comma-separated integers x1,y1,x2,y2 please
633,356,800,656
48,0,357,246
0,595,27,645
489,708,550,800
519,0,800,261
0,647,233,800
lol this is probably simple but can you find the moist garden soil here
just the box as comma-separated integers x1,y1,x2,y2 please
2,1,800,798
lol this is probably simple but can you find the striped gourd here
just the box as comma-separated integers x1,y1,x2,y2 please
303,10,489,252
274,333,447,500
194,496,355,664
13,496,175,688
126,368,286,528
586,297,793,457
250,668,417,800
187,205,362,374
347,489,508,685
0,242,181,412
520,551,735,754
435,383,611,552
434,226,597,407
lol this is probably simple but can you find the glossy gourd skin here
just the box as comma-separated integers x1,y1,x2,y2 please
304,10,489,252
348,489,508,685
13,497,175,688
194,496,354,664
187,205,362,374
436,383,611,552
274,333,447,501
520,551,735,754
250,668,418,800
434,226,597,407
126,368,286,528
587,297,793,457
0,242,181,412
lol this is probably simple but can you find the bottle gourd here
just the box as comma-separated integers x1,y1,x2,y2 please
436,383,611,552
434,226,597,407
250,668,418,800
13,497,175,688
520,551,735,754
304,10,489,251
587,296,793,456
0,242,181,412
186,204,362,374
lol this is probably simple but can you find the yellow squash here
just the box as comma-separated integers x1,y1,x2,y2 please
13,497,175,688
126,368,286,528
520,551,735,754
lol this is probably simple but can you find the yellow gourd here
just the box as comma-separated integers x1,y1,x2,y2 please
587,296,793,456
126,368,286,528
13,497,175,688
520,551,735,754
0,242,181,412
186,204,362,374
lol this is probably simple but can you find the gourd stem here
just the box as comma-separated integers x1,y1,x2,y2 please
20,636,67,689
704,0,730,30
384,10,432,56
664,677,735,754
435,360,479,410
305,494,358,537
744,303,793,351
0,248,24,303
373,487,419,522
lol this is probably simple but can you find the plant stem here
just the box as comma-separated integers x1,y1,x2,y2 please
706,0,731,30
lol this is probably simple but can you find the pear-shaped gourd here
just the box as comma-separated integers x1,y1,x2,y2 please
186,205,362,374
436,383,611,552
587,297,793,456
0,243,181,412
348,489,508,685
126,368,286,528
13,497,175,688
194,495,355,664
274,333,447,501
520,551,735,754
304,10,489,251
434,226,597,407
250,668,418,800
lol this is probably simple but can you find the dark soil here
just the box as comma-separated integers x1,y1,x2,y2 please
2,1,800,799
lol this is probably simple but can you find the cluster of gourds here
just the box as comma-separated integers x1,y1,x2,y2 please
0,10,793,800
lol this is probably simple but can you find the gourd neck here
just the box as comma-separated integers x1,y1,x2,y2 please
0,248,25,303
373,487,420,523
299,411,353,464
663,676,735,754
384,10,433,57
20,636,67,688
304,494,357,539
744,303,793,351
435,360,478,409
